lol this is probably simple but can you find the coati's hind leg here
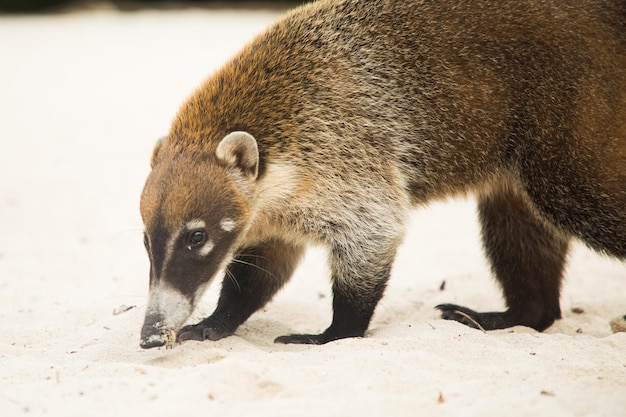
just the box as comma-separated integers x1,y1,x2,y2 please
437,182,570,331
178,239,304,342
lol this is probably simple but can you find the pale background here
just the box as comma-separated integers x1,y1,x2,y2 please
0,4,624,416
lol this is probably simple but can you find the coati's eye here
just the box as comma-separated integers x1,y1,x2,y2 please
187,230,206,248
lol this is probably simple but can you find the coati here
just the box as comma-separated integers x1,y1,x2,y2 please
139,0,626,348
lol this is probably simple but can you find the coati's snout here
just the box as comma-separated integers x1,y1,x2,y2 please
139,132,258,349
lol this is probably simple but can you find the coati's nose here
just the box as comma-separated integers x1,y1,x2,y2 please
139,284,194,349
139,312,168,349
140,336,166,349
140,329,166,349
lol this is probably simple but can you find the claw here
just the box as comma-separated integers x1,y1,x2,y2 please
435,304,486,331
176,320,234,343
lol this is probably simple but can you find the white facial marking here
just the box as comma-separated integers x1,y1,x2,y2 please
186,219,206,230
199,239,215,257
162,226,184,276
220,218,236,232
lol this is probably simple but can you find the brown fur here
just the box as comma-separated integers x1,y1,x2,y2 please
139,0,626,348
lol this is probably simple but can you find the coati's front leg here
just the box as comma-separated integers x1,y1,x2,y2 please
275,241,396,344
437,183,570,331
178,239,304,342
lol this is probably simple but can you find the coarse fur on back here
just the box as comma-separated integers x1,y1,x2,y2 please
139,0,626,348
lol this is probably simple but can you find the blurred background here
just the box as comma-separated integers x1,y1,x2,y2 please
0,0,306,13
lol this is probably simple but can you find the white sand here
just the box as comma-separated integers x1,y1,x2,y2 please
0,6,624,417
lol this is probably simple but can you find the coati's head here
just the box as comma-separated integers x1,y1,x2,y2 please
139,131,258,349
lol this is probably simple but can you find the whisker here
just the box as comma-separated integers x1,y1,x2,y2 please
230,258,279,280
224,268,241,292
113,228,145,236
233,253,271,262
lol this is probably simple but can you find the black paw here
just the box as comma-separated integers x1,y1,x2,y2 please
436,303,518,330
274,333,330,345
274,326,366,345
177,320,233,343
435,303,488,330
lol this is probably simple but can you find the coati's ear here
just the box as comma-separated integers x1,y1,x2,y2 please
216,131,259,180
150,136,166,169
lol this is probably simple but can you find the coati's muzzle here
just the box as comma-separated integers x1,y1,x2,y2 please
140,312,176,349
139,283,193,349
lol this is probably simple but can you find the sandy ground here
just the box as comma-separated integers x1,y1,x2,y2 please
0,4,625,417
